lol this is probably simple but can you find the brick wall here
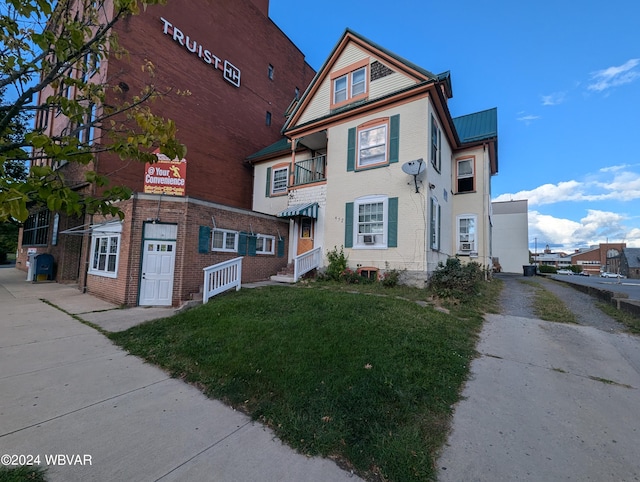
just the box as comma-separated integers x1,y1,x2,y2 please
83,194,290,306
96,0,316,210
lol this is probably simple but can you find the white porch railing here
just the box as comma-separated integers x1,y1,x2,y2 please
294,246,322,282
203,257,243,303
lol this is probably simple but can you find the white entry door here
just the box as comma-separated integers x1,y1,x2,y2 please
140,240,176,306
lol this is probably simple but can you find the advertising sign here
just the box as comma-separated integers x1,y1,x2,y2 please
143,152,187,196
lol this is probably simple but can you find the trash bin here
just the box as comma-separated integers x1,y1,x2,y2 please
523,265,536,277
33,253,54,282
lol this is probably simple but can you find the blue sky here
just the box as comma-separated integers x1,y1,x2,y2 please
270,0,640,252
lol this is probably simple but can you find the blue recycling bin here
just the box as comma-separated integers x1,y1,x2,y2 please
33,253,54,281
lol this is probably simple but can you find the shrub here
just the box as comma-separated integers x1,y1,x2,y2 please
538,265,557,274
381,268,400,287
324,246,348,281
428,257,485,299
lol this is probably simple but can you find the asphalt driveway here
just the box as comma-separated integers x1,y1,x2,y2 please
437,274,640,481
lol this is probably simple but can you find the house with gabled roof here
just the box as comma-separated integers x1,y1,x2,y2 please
249,29,499,286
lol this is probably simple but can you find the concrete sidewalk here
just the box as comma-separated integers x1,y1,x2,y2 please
0,267,359,481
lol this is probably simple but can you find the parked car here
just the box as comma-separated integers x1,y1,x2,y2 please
577,271,589,276
556,269,573,275
600,272,625,278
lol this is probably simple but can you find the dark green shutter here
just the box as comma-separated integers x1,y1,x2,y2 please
347,128,356,171
389,114,399,164
388,197,398,247
265,167,272,197
198,226,210,253
277,238,285,257
387,197,398,248
345,202,354,248
437,129,442,170
238,232,247,255
248,235,257,256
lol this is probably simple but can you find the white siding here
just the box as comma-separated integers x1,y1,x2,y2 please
296,42,419,127
323,100,434,273
252,155,291,216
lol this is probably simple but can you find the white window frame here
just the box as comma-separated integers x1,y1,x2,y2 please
457,214,477,254
457,158,475,192
333,75,347,104
430,197,440,250
212,229,239,253
351,67,366,96
357,123,388,168
353,195,388,249
256,234,275,254
88,222,122,278
271,166,288,195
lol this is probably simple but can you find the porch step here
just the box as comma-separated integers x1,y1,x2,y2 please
270,274,296,284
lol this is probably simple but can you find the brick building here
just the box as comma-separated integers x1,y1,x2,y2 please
17,0,315,306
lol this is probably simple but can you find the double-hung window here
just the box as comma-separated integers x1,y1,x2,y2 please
429,197,441,250
212,229,238,252
272,166,288,194
89,222,122,278
256,234,275,254
457,215,477,253
358,123,387,167
266,164,289,196
345,195,398,249
430,114,441,172
457,158,474,192
347,116,399,171
331,61,368,107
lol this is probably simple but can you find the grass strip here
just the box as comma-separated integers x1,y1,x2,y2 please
520,280,577,324
110,281,496,482
0,466,47,482
595,302,640,334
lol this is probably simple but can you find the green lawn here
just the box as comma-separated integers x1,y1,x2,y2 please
0,466,46,482
110,280,499,481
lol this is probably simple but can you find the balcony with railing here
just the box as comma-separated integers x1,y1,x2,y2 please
293,155,326,187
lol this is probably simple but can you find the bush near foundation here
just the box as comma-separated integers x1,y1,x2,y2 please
428,257,486,299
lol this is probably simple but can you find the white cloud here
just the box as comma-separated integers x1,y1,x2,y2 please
541,92,566,106
516,114,540,123
528,209,630,252
493,171,640,206
587,58,640,92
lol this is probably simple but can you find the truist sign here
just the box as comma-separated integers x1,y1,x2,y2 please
160,17,241,87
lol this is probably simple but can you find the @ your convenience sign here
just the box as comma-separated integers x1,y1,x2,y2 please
144,152,187,196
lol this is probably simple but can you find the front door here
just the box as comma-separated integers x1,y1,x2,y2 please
297,217,314,255
140,240,176,306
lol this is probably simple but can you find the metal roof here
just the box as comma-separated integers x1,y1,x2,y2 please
453,107,497,144
246,137,291,162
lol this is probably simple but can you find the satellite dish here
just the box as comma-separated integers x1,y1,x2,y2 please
401,158,426,175
401,158,425,193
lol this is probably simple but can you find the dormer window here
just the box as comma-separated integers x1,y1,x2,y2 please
330,59,369,108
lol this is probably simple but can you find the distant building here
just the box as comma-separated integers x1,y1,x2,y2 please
491,200,529,273
570,243,626,276
620,247,640,279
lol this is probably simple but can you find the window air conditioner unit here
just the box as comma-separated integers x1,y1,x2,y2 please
363,234,376,244
460,242,472,251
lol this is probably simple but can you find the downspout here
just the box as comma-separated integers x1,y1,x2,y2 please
483,143,490,280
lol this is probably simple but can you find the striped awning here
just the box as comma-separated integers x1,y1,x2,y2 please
277,202,318,219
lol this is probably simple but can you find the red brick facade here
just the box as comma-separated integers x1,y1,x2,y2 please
16,0,313,306
98,0,315,209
